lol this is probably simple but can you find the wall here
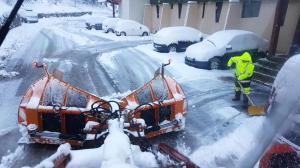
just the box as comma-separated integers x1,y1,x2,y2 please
119,0,147,23
276,0,300,54
225,0,277,42
143,0,298,54
198,1,229,34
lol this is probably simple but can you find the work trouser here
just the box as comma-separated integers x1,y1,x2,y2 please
234,79,251,105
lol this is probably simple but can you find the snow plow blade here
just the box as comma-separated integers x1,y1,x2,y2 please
158,143,200,168
248,106,265,116
18,61,187,147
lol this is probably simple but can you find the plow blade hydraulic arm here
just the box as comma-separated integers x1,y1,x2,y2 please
158,143,200,168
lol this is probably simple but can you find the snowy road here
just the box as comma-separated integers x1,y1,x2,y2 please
0,18,270,167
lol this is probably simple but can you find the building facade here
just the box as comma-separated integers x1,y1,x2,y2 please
143,0,300,55
119,0,148,23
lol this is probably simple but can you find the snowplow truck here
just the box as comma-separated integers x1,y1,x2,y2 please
18,62,187,147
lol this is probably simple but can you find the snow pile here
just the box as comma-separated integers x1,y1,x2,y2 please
190,117,265,168
97,51,121,71
0,126,16,136
153,26,204,45
0,145,25,168
35,144,71,168
22,1,81,14
236,54,300,167
0,69,19,78
38,119,157,168
0,1,12,15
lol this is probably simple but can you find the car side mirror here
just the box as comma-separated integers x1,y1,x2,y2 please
226,45,232,50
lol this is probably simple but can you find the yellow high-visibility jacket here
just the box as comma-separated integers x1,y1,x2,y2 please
227,52,255,81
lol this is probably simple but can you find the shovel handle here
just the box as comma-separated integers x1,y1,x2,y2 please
237,81,255,106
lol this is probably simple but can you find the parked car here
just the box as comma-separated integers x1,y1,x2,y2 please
153,26,204,53
185,30,268,70
20,9,38,23
115,19,149,36
102,18,121,33
85,16,107,30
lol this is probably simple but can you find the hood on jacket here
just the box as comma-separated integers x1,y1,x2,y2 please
240,52,253,63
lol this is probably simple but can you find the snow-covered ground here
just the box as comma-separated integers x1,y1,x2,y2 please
0,4,273,167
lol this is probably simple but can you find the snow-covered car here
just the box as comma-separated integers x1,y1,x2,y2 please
185,30,268,70
153,26,204,53
85,16,107,30
114,19,150,36
102,17,121,33
20,9,38,23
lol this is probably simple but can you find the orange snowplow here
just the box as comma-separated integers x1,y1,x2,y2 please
18,61,187,147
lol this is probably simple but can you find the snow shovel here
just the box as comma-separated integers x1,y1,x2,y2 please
237,81,265,116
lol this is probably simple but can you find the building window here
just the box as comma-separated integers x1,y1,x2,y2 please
202,2,206,18
242,0,262,18
215,1,223,23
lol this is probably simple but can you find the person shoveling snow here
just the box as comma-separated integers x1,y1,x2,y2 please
227,52,265,116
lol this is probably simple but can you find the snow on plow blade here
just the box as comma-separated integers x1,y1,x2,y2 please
18,62,187,146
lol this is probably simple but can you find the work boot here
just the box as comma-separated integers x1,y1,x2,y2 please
232,91,241,101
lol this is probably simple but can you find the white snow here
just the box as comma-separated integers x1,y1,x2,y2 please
134,44,232,83
0,145,24,168
236,54,300,167
35,143,71,168
0,1,12,15
0,126,16,136
84,121,100,132
102,18,121,32
97,51,121,71
54,119,157,168
190,117,265,168
153,26,204,45
114,19,149,36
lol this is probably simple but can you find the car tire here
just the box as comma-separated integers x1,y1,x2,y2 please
209,58,221,70
108,28,114,33
142,32,149,36
168,44,177,53
120,32,126,36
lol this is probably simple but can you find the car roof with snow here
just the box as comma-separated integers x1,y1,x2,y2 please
207,30,259,47
156,26,202,37
154,26,203,45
